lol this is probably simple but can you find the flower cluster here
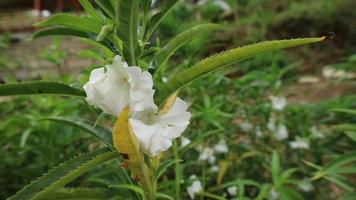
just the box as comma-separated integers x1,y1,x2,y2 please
84,56,191,156
197,139,229,172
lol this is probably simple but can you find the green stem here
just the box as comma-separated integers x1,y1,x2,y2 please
173,141,181,200
135,156,156,200
199,192,225,200
200,162,206,200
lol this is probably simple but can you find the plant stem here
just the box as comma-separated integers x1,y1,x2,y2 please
173,141,181,200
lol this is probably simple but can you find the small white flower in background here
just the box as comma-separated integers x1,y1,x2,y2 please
187,180,202,199
83,55,156,116
267,116,276,132
240,122,253,132
162,76,168,83
214,0,232,12
269,96,287,111
289,137,309,149
275,124,289,140
195,144,203,152
189,174,198,180
298,76,320,84
209,165,219,173
255,126,263,138
310,126,324,139
270,189,279,200
214,139,228,154
322,66,356,79
41,10,51,18
227,186,237,196
197,0,231,12
181,136,191,147
298,178,314,192
199,147,216,164
130,97,191,156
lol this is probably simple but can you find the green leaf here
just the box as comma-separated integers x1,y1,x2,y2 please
344,131,356,142
157,193,174,200
332,108,356,116
96,24,114,41
32,27,90,40
34,14,101,34
109,184,144,197
154,159,182,182
9,148,118,200
199,192,225,200
322,151,356,175
94,0,115,20
115,0,140,65
79,0,103,23
277,186,303,200
313,151,356,179
281,168,298,182
79,38,115,59
156,37,325,105
32,28,115,58
0,81,85,97
324,175,354,192
339,192,356,200
154,23,221,74
333,124,356,132
43,117,113,147
333,166,356,174
42,188,111,200
146,0,180,40
271,151,280,180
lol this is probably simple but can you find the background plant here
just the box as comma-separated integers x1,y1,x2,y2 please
0,0,355,199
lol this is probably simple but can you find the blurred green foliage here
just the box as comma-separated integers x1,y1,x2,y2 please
1,0,356,199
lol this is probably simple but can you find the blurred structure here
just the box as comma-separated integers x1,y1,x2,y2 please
0,0,96,82
0,0,81,33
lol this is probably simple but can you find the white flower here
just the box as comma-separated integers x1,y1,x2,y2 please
41,10,51,17
255,126,263,138
214,0,231,12
270,189,279,200
299,178,314,192
240,122,253,132
162,76,168,83
289,137,309,149
227,186,237,196
84,56,192,157
214,139,228,154
189,175,198,180
322,66,356,79
298,76,320,84
209,165,219,173
267,116,276,132
197,0,231,12
195,144,203,152
270,96,287,111
83,55,156,116
187,180,202,199
129,97,191,156
275,124,289,140
310,126,324,139
181,136,191,147
198,147,216,164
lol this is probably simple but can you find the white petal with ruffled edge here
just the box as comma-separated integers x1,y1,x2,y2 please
83,55,156,116
129,97,191,156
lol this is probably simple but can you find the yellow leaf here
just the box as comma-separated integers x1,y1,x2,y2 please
159,92,178,114
112,107,140,163
217,160,229,185
112,107,153,192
